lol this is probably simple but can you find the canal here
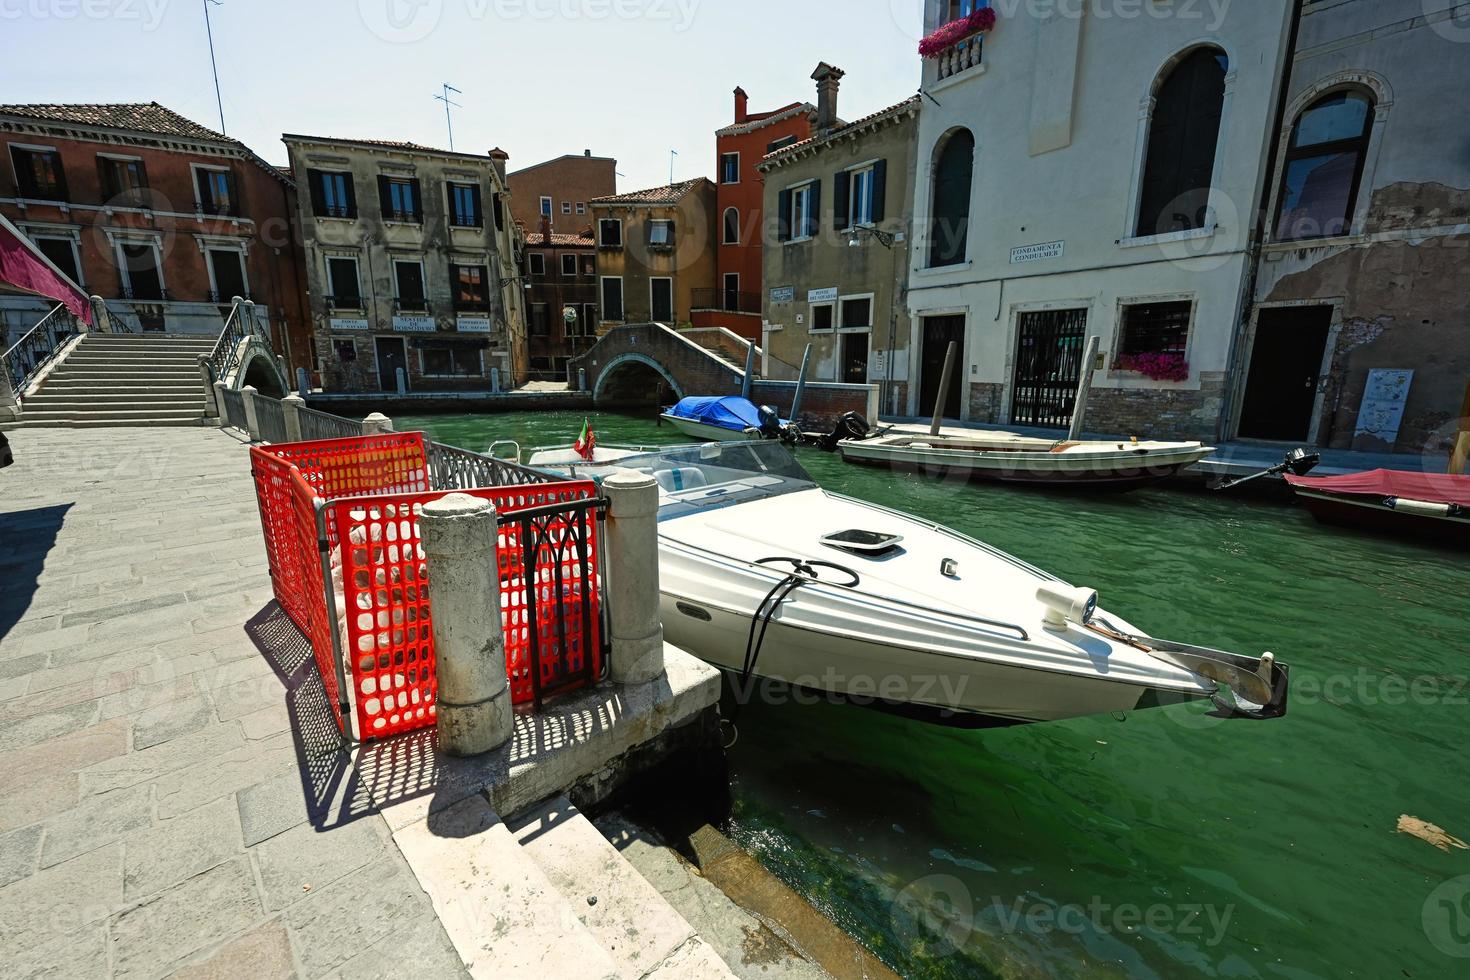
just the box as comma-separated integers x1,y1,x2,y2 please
401,409,1470,980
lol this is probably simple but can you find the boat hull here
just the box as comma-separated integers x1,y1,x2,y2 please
839,440,1212,489
1293,489,1470,545
660,414,759,442
659,589,1203,724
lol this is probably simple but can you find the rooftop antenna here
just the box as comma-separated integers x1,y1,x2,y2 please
434,83,463,150
669,149,678,185
203,0,226,134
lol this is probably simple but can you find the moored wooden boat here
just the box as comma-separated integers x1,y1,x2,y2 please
1284,469,1470,544
839,431,1215,488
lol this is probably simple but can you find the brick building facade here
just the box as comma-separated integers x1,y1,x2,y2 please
522,221,598,380
505,151,616,238
0,103,311,374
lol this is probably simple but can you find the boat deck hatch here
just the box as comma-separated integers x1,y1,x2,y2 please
820,529,904,557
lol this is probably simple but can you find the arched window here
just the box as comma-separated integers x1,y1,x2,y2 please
722,207,740,245
929,128,974,267
1136,47,1228,237
1274,89,1375,241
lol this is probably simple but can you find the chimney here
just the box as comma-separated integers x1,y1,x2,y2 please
541,214,552,242
811,63,844,134
488,146,509,181
584,149,591,156
734,86,749,124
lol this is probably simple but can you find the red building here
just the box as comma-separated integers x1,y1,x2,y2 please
692,88,814,342
0,103,311,373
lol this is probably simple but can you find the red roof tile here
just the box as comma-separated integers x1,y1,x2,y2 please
590,178,708,206
0,102,232,143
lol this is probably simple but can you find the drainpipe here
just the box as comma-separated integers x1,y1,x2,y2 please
1222,0,1306,442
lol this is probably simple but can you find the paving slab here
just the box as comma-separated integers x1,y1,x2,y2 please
0,823,44,888
166,918,296,980
109,857,263,979
252,815,392,912
39,781,154,869
122,797,242,901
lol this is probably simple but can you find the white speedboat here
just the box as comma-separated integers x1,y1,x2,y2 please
838,427,1215,489
527,441,1288,727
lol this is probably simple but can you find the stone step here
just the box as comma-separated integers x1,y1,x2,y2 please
65,351,207,360
394,794,623,980
15,416,211,428
47,369,201,379
23,396,204,410
509,798,736,979
21,408,205,422
40,380,201,391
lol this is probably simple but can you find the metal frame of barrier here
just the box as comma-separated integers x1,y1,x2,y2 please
248,431,607,741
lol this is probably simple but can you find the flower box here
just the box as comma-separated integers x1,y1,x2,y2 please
919,8,997,58
1116,352,1190,383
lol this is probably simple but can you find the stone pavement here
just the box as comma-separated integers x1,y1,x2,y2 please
0,426,464,979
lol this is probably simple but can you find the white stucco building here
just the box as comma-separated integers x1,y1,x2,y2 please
905,0,1295,439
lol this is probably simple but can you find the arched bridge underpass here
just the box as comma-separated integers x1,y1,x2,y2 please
569,322,880,428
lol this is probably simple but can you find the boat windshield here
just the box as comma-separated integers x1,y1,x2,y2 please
595,441,818,520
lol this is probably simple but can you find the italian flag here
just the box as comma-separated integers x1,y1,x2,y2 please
574,418,597,460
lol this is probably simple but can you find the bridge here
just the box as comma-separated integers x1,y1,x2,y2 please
570,322,879,427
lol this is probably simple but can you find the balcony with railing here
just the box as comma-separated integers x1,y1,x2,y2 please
394,296,431,314
922,5,995,83
325,294,364,312
691,287,762,315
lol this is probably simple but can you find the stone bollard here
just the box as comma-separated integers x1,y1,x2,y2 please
419,493,513,756
361,412,393,436
281,394,305,442
213,381,231,428
240,385,262,442
490,368,501,394
395,366,408,396
578,367,587,392
197,355,218,418
603,471,665,685
296,367,310,398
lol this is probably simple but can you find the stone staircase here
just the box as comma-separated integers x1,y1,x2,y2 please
16,333,215,428
400,793,744,979
678,328,758,373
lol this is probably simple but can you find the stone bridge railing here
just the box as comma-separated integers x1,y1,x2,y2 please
570,323,745,406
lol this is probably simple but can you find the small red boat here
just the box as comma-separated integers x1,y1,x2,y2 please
1284,469,1470,545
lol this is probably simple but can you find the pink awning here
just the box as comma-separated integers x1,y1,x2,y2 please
1285,469,1470,508
0,213,92,325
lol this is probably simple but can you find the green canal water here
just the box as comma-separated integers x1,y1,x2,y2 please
400,409,1470,980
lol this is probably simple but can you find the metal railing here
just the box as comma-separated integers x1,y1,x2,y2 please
496,495,610,708
254,394,288,444
220,387,248,431
691,287,762,314
207,297,262,387
298,405,363,442
2,304,80,398
428,440,558,489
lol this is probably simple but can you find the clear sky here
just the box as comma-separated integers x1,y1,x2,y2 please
3,0,926,191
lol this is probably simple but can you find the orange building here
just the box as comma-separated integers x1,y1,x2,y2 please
691,88,813,342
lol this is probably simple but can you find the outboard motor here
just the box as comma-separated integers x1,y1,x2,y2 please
757,404,783,440
817,412,870,452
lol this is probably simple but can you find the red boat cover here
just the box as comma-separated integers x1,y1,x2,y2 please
1284,469,1470,507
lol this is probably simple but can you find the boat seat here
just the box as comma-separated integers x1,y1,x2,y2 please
654,467,708,493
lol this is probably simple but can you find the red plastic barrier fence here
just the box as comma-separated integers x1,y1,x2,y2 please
249,433,603,741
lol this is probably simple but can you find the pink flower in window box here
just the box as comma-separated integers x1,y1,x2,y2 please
1117,352,1190,383
919,8,998,58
